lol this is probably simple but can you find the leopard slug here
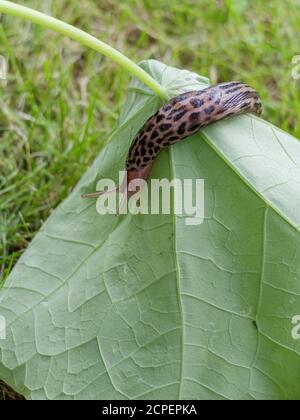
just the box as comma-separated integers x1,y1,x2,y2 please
82,81,262,202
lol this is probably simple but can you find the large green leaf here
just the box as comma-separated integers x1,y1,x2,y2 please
1,60,300,400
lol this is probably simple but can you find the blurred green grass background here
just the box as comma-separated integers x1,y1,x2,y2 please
0,0,300,399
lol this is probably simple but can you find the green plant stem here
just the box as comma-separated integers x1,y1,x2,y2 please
0,0,167,98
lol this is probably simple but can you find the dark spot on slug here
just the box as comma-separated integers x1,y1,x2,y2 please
143,156,151,163
160,123,172,132
168,135,180,142
166,115,174,120
156,114,164,123
128,145,134,155
163,104,172,112
190,112,201,121
136,158,141,166
254,103,262,115
150,130,159,140
172,94,188,104
225,86,243,94
204,105,215,114
169,105,185,116
146,123,154,132
173,109,188,121
219,81,242,90
154,146,161,153
190,98,204,108
177,122,186,135
188,125,200,132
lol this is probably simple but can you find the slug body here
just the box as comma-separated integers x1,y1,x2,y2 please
82,81,262,207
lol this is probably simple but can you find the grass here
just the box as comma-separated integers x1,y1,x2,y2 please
0,0,300,399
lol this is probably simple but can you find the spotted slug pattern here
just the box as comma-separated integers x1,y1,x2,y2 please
126,81,262,171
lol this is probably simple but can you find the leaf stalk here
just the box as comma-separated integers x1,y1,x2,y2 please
0,0,167,98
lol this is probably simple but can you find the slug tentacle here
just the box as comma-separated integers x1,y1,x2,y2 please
82,81,262,208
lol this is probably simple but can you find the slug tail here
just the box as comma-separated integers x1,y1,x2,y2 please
81,187,119,199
